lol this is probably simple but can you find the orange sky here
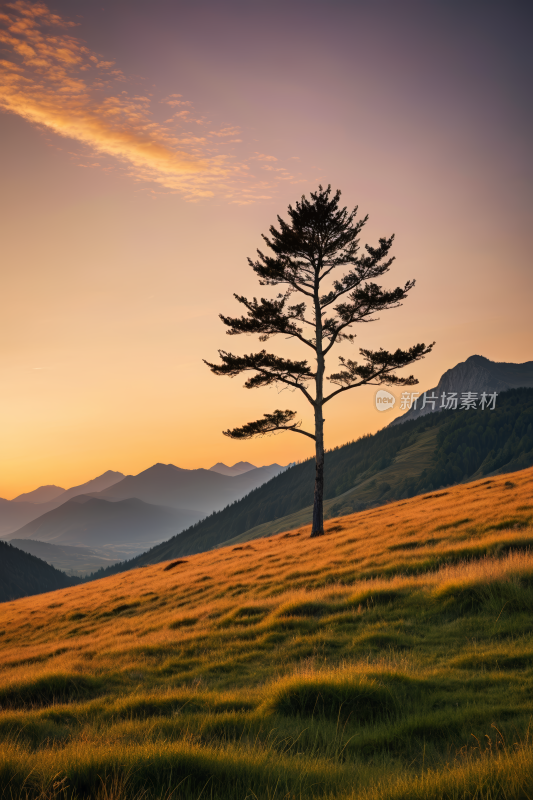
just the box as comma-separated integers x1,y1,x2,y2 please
1,0,532,498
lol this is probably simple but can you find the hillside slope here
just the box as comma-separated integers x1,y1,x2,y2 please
0,540,78,602
225,385,533,545
92,388,533,573
1,467,533,799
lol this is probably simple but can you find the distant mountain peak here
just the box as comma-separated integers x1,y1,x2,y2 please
391,355,533,426
12,485,66,504
210,462,257,476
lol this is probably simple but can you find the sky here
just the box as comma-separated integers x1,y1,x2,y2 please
1,0,532,498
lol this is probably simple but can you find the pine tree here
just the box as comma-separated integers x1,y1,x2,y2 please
204,186,434,537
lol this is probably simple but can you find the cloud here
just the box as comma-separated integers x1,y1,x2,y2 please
0,1,276,200
210,126,241,137
161,95,192,109
253,153,278,161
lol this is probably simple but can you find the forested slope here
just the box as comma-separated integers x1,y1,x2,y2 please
0,541,79,602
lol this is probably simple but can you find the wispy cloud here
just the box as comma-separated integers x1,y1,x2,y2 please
254,153,278,162
210,126,241,138
0,1,305,201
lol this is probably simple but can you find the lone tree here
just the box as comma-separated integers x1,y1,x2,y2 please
205,186,434,537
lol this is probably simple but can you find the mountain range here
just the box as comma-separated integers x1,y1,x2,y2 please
94,463,284,512
8,495,200,552
0,470,125,537
2,462,286,573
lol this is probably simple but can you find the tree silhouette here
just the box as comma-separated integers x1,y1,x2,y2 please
205,186,434,537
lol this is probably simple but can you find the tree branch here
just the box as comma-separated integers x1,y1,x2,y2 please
319,236,395,308
219,294,317,350
323,343,435,403
223,409,315,440
322,282,415,355
204,350,316,405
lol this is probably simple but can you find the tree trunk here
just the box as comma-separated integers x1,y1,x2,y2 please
311,274,325,538
311,407,324,537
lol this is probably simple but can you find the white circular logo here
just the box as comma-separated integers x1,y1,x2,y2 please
375,389,396,412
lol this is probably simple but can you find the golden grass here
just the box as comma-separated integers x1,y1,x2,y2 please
224,426,441,542
2,467,532,675
1,466,533,799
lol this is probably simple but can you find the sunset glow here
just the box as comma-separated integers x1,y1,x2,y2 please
1,0,531,498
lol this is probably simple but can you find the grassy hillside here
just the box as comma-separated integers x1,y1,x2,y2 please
221,426,440,546
1,467,533,799
225,388,533,545
92,388,533,573
0,541,79,602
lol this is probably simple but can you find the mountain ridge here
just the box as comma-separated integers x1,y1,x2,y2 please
391,354,533,425
12,485,66,504
209,461,258,476
0,464,288,571
0,470,126,537
95,462,286,514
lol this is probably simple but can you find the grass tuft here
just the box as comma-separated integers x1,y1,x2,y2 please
163,560,188,571
0,674,105,709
